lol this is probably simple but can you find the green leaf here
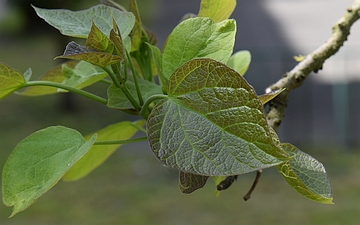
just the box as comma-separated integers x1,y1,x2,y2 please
276,143,333,204
179,171,209,194
19,61,78,96
162,17,236,79
258,88,285,105
198,0,236,22
107,78,163,111
86,22,115,53
146,43,166,87
227,50,251,76
56,41,122,67
147,59,289,176
0,63,26,99
63,120,145,181
129,0,142,51
61,61,107,90
109,24,125,59
33,5,135,38
2,126,97,217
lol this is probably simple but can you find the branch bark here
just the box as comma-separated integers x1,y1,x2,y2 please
266,0,360,131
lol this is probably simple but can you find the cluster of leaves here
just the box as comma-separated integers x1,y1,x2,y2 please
0,0,333,217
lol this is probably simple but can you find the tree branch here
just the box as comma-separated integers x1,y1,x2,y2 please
266,0,360,131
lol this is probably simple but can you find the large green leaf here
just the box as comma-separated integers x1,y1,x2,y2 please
276,143,333,204
19,61,78,96
147,59,289,176
107,78,163,111
63,120,145,181
0,63,26,99
198,0,236,22
227,50,251,76
2,126,97,217
61,61,107,90
33,5,135,38
162,17,236,79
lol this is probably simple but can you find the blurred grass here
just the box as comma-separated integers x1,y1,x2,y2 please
1,5,360,224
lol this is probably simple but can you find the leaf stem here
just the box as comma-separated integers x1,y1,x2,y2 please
130,122,147,133
126,50,144,105
93,136,148,145
24,81,107,105
102,64,141,111
102,66,121,88
139,94,167,118
243,169,262,201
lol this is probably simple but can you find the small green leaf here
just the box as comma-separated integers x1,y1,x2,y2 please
33,5,135,38
19,61,77,96
86,22,114,53
56,41,122,67
107,78,162,111
2,126,97,217
61,61,107,90
129,0,142,51
147,59,289,176
63,120,145,181
258,88,285,105
23,68,32,82
162,17,236,79
0,63,26,99
109,24,125,59
198,0,236,22
227,50,251,76
276,143,333,204
146,43,167,88
179,171,209,194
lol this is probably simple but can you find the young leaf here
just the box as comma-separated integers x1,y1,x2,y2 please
129,0,143,51
107,78,163,111
179,171,209,194
2,126,97,217
198,0,236,22
56,41,122,67
147,59,289,176
33,5,135,39
276,143,333,204
227,50,251,76
22,68,32,82
0,63,26,99
109,25,125,59
63,120,145,181
86,22,115,53
19,61,78,96
258,88,285,105
61,61,107,90
146,43,167,88
162,17,236,79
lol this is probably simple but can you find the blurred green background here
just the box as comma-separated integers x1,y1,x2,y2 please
1,0,360,224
